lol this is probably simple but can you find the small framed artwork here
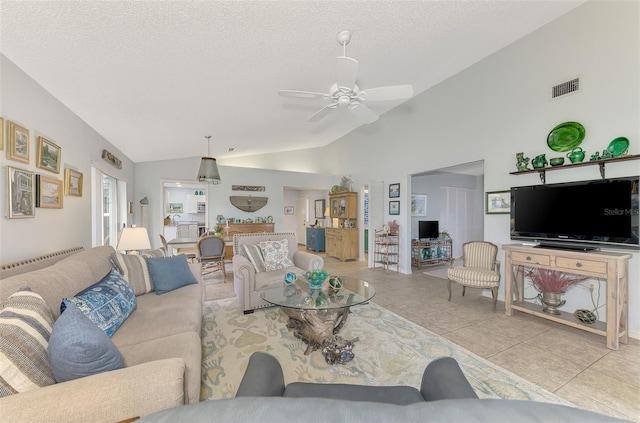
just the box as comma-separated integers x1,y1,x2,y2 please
284,206,294,215
64,168,83,196
168,203,183,213
7,166,35,218
486,190,511,214
36,175,63,208
7,121,30,164
389,183,400,198
314,199,325,218
0,116,4,150
36,136,61,173
389,201,400,215
411,194,427,216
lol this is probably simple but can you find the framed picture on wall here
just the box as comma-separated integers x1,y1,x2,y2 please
36,136,61,173
389,183,400,198
486,190,511,214
284,206,294,215
7,121,30,164
411,194,427,216
314,199,325,218
389,201,400,215
64,168,83,197
36,175,63,208
7,166,35,218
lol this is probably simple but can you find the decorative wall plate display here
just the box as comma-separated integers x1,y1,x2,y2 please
547,121,585,152
606,137,629,157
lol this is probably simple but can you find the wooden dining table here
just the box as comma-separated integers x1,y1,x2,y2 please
166,237,199,256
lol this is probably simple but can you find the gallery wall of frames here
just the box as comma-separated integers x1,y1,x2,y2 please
2,116,84,219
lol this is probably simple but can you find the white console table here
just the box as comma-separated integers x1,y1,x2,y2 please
502,244,631,350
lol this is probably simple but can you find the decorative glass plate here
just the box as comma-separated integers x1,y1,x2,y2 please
606,137,629,157
547,122,586,152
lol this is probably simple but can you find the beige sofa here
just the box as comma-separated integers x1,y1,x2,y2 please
0,246,203,422
233,232,324,313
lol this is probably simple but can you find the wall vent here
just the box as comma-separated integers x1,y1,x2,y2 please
551,77,581,99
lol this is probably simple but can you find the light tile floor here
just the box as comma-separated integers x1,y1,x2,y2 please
206,252,639,421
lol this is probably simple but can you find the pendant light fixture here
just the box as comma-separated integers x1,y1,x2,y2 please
197,135,221,184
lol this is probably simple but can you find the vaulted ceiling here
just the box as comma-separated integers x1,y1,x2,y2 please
0,1,584,163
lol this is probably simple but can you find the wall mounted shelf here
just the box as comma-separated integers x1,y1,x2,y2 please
509,154,640,184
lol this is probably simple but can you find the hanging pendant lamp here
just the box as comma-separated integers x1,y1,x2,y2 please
197,135,221,184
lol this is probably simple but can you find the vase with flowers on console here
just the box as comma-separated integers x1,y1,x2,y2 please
525,268,588,315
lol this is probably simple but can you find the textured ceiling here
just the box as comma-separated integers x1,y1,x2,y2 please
0,1,584,163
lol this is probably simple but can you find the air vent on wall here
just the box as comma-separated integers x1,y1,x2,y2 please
551,77,581,99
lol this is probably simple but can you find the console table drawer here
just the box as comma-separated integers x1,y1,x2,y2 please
556,256,607,274
511,251,550,266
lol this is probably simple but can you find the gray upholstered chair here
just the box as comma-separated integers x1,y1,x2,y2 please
196,235,226,279
447,241,501,311
236,351,478,403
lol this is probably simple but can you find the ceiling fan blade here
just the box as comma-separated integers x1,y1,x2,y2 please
350,103,379,124
335,56,358,90
359,85,414,102
308,104,336,122
279,90,329,99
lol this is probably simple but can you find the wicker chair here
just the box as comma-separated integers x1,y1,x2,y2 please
447,241,501,311
197,235,226,279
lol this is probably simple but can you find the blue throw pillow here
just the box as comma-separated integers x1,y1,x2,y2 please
61,269,137,337
146,255,198,295
48,303,124,383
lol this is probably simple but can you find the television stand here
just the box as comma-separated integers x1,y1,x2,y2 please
503,244,631,350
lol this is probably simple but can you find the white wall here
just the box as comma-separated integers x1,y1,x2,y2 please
0,55,135,263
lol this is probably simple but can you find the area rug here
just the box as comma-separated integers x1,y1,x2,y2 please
200,298,571,406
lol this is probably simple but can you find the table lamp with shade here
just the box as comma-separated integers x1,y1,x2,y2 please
324,206,331,227
116,225,151,254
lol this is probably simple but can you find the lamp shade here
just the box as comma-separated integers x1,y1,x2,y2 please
116,226,151,253
197,157,221,184
324,206,330,217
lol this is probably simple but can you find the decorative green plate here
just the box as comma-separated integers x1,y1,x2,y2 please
606,137,629,157
547,121,586,152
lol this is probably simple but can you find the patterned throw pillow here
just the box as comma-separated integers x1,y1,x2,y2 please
259,239,294,272
110,252,154,295
241,244,267,273
0,289,56,397
61,269,137,337
48,303,124,383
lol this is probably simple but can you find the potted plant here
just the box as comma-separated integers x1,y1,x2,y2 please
525,268,587,315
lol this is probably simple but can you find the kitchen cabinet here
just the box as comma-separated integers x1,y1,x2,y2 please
177,223,198,238
186,195,206,214
163,225,177,241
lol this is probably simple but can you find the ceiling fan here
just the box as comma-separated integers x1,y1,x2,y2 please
279,30,414,124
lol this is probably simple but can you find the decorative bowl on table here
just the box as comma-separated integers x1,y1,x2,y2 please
300,270,329,290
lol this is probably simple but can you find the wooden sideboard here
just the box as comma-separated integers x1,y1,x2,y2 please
502,244,631,350
222,222,274,259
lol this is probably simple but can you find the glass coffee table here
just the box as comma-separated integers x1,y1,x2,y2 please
260,276,375,365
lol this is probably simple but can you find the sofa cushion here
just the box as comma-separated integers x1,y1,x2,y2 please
0,289,56,396
241,244,266,273
61,269,137,337
259,239,294,271
141,249,166,258
146,255,199,295
48,303,124,383
110,253,154,295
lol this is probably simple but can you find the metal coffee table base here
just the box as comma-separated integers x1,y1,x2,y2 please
281,307,358,365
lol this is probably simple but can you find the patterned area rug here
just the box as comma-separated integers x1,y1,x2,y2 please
200,298,571,405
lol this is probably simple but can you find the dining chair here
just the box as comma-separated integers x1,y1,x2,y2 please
446,241,501,311
197,235,226,280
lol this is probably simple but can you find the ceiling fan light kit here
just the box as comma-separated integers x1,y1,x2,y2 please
279,30,414,124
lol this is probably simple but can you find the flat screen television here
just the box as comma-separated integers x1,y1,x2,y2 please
510,175,639,250
419,220,439,240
